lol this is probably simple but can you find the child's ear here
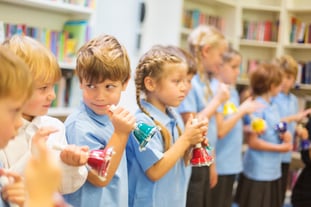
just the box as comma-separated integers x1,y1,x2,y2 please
144,76,156,91
201,44,210,58
121,79,130,91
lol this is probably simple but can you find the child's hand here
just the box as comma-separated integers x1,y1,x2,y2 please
239,97,265,115
296,125,309,140
25,139,61,207
107,106,136,136
279,131,292,143
31,127,58,155
60,145,89,166
278,142,293,152
182,117,208,146
0,170,25,207
215,83,230,104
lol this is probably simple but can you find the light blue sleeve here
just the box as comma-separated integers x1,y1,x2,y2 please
129,114,164,172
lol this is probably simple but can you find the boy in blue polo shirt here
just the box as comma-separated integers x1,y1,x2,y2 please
64,34,135,207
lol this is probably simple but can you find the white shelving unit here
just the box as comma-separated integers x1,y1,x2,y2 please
0,0,94,118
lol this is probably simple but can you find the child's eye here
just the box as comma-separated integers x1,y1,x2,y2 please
106,84,116,89
86,84,96,89
38,86,48,91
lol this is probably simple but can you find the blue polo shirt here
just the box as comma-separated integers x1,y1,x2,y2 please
272,92,298,163
215,87,243,175
243,97,282,181
127,99,191,207
178,74,217,148
63,102,128,207
0,164,9,207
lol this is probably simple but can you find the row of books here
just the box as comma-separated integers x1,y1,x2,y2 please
290,16,311,44
242,20,279,42
182,9,225,32
240,59,311,86
0,20,91,64
52,0,96,8
297,61,311,84
51,69,81,108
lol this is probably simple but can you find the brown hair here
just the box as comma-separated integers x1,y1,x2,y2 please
2,35,61,84
0,45,33,101
135,45,184,151
250,63,283,96
76,34,131,85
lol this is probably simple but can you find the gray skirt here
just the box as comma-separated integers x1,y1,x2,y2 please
234,173,282,207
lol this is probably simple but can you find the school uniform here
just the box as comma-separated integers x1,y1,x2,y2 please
291,147,311,207
235,97,283,207
0,163,9,207
127,99,191,207
0,116,87,194
211,87,243,207
64,102,128,207
273,92,298,202
177,75,218,207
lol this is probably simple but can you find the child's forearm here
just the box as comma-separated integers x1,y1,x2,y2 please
199,97,222,119
145,138,190,182
87,132,128,187
216,111,244,139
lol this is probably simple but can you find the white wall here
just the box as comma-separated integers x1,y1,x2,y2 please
140,0,183,54
93,0,141,113
93,0,183,113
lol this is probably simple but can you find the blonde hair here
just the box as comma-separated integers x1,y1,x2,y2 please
2,35,61,84
76,34,130,84
273,55,298,79
223,46,241,64
187,25,227,100
165,45,197,75
0,45,33,100
135,45,183,151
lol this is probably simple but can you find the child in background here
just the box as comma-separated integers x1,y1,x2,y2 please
64,34,135,207
126,45,208,207
164,45,197,94
0,45,33,207
272,55,311,204
0,35,89,195
212,48,263,207
177,25,229,207
234,63,293,207
291,126,311,207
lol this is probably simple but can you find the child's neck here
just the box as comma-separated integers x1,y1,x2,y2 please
259,93,271,103
23,114,35,122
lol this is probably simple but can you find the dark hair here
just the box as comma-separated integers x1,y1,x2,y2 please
250,63,283,96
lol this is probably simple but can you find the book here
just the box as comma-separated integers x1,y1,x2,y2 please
63,20,89,54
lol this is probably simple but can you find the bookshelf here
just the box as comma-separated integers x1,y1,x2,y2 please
0,0,95,118
180,0,311,91
180,0,311,197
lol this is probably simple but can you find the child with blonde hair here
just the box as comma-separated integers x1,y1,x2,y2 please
272,55,311,204
0,35,89,195
178,25,229,207
64,34,135,207
0,45,33,207
126,45,208,207
212,47,263,207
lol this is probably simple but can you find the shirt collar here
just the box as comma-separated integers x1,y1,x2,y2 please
81,102,110,126
140,99,176,126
